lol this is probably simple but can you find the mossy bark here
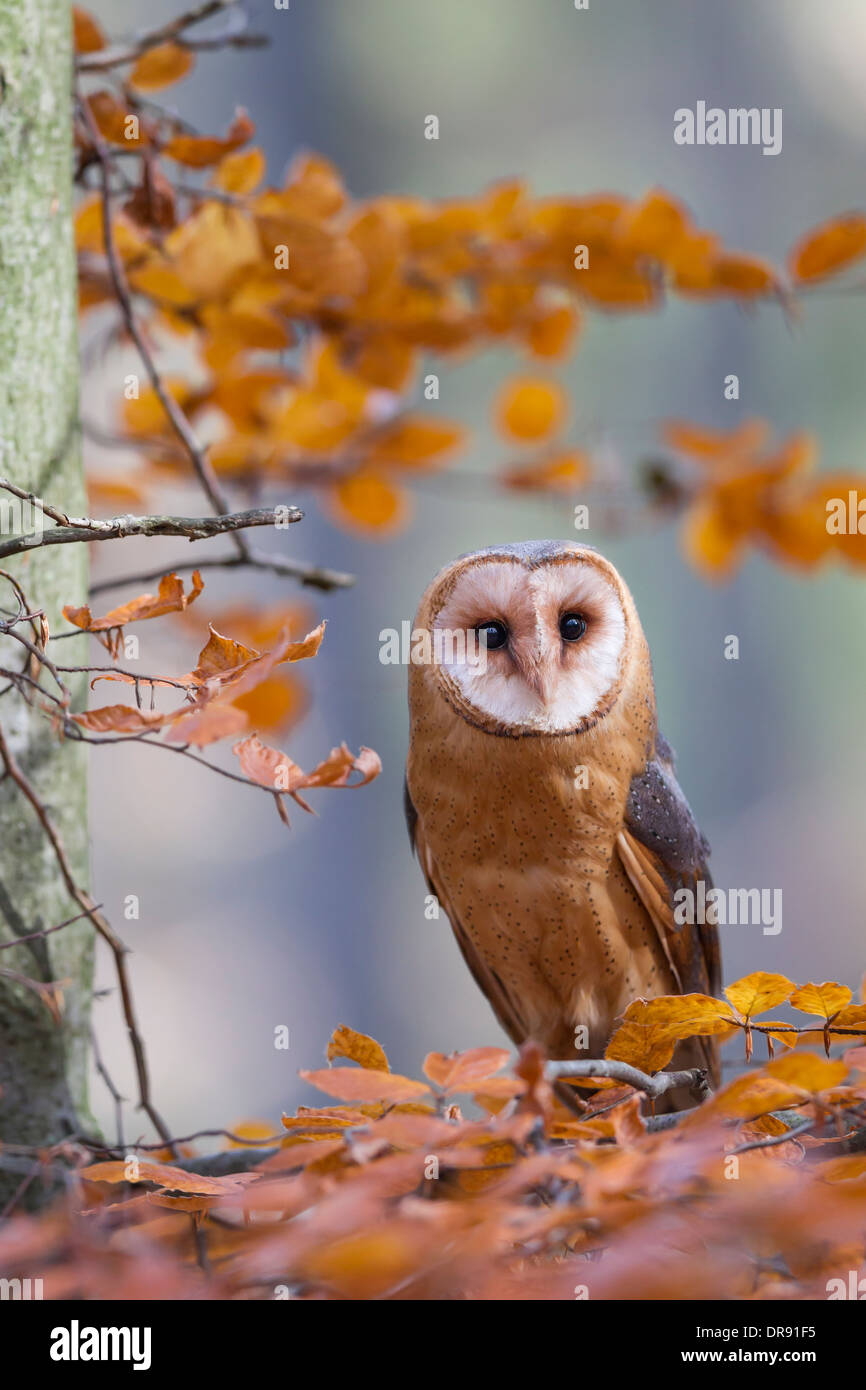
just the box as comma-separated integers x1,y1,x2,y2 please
0,0,94,1206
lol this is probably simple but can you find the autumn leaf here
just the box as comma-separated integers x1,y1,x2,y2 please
764,1052,848,1093
329,471,409,534
605,999,678,1075
70,705,173,735
327,1025,390,1073
164,704,249,748
725,972,795,1018
163,110,255,168
299,1067,430,1104
212,147,267,196
789,982,853,1020
128,42,194,92
503,449,590,493
496,377,566,442
788,213,866,282
63,571,204,633
370,418,465,470
423,1048,511,1093
80,1160,248,1196
72,7,105,53
85,91,150,147
232,735,381,819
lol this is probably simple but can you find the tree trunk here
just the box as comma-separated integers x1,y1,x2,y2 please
0,0,93,1207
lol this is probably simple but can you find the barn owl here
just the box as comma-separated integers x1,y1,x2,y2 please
405,540,720,1103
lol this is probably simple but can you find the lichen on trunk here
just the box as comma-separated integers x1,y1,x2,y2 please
0,0,94,1204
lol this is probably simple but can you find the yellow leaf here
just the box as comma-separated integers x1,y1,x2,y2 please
327,1025,390,1073
213,147,266,195
725,972,795,1018
789,982,853,1020
765,1052,848,1092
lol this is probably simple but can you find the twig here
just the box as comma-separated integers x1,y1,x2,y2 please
729,1119,813,1157
0,504,301,561
91,1027,126,1149
77,0,244,72
0,905,101,954
86,550,356,597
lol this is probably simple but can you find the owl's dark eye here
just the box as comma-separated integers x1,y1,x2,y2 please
559,612,587,643
476,620,509,651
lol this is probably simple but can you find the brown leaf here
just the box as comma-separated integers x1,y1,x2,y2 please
64,571,204,633
80,1160,248,1196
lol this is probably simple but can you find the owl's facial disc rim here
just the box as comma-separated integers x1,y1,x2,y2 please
424,548,630,739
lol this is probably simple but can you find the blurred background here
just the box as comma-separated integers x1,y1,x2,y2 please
82,0,866,1140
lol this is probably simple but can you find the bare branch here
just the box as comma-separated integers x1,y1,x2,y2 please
546,1059,711,1103
76,0,250,73
86,550,356,597
0,502,301,562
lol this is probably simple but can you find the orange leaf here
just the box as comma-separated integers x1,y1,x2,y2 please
85,91,149,147
764,1052,848,1093
371,418,465,469
231,674,307,734
129,42,194,93
330,471,409,534
496,377,566,442
232,735,380,812
327,1025,390,1072
63,571,204,632
504,448,590,493
70,705,172,735
789,213,866,282
163,110,254,168
423,1048,511,1092
164,704,249,748
212,147,266,195
525,301,580,360
73,7,105,54
80,1160,247,1195
299,1067,430,1103
605,999,678,1074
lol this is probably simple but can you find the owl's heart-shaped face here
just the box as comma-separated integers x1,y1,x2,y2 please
420,542,630,735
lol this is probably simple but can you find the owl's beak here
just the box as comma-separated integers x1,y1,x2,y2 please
515,649,557,706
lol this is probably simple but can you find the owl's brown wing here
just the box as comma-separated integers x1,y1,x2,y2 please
404,778,529,1046
617,732,721,1082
